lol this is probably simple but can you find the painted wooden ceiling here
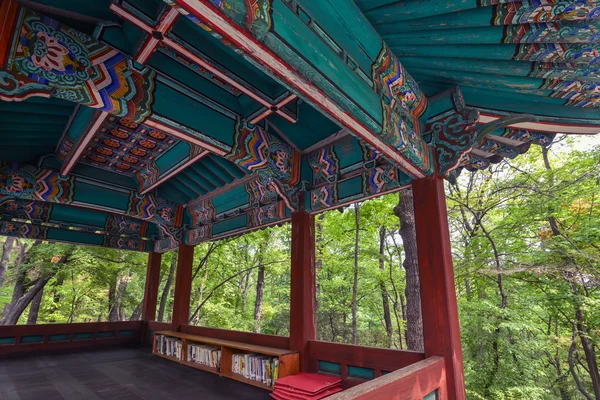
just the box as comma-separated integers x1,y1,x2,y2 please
0,0,596,252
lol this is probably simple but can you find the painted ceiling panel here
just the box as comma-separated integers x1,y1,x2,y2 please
172,15,287,100
0,97,75,164
78,114,183,176
0,0,594,253
147,50,246,115
156,154,247,204
356,0,600,115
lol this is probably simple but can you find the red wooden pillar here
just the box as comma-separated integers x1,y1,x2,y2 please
289,209,317,372
412,177,466,400
171,244,194,331
142,252,162,322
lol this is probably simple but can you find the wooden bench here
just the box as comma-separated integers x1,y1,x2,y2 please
153,330,299,390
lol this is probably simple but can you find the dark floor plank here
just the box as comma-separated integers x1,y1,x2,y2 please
0,346,271,400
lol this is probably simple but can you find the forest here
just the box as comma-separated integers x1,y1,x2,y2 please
0,136,598,399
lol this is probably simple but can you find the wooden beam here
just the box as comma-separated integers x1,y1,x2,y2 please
307,340,424,374
412,178,466,400
327,356,446,400
0,321,143,357
478,111,600,135
171,243,194,330
60,111,109,176
289,208,316,371
167,0,433,178
139,150,210,195
180,325,290,349
142,252,163,321
0,163,182,231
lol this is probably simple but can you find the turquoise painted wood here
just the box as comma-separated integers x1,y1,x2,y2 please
357,0,600,115
0,0,596,252
318,360,342,375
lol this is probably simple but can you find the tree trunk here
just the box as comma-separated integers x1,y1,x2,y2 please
2,241,30,320
241,271,251,314
129,302,142,321
315,213,325,310
379,227,393,348
157,250,177,322
576,306,600,398
2,276,52,325
116,273,130,321
193,256,211,325
253,262,265,333
351,203,360,345
394,189,424,352
0,237,16,288
542,146,600,397
107,282,118,322
47,274,65,323
26,287,44,325
1,247,67,325
569,334,594,400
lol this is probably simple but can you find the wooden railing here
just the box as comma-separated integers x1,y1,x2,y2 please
144,321,172,345
307,340,425,387
179,324,290,349
326,356,446,400
0,321,143,356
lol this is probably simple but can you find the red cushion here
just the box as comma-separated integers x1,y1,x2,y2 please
275,373,341,393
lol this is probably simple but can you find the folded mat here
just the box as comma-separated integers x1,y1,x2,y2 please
271,385,343,400
273,373,342,396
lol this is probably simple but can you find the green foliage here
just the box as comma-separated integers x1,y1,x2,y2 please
0,136,597,399
448,138,600,399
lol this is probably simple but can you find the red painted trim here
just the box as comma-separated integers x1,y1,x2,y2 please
0,321,142,357
140,149,209,194
0,0,19,69
142,252,162,321
249,108,274,125
307,340,425,374
110,3,274,110
479,112,600,134
412,178,466,400
0,88,52,102
110,3,152,33
171,243,194,330
156,7,180,32
309,183,412,215
180,325,290,349
163,36,272,108
145,117,229,156
61,111,110,176
195,216,291,243
276,108,297,123
172,0,427,178
111,4,179,65
135,36,159,65
326,356,447,400
289,209,316,371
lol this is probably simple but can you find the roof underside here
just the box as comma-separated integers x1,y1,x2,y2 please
358,0,600,119
0,0,596,252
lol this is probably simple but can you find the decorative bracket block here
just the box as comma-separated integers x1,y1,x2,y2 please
1,4,156,122
425,88,480,177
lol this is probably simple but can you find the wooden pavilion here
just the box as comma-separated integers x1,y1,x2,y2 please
0,0,597,398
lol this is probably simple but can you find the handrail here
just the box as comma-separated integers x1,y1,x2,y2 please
179,324,290,349
326,356,446,400
307,339,425,383
0,321,143,356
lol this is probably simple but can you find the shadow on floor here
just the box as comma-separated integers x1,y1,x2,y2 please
0,346,271,400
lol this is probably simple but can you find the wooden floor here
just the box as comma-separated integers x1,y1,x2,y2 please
0,346,271,400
